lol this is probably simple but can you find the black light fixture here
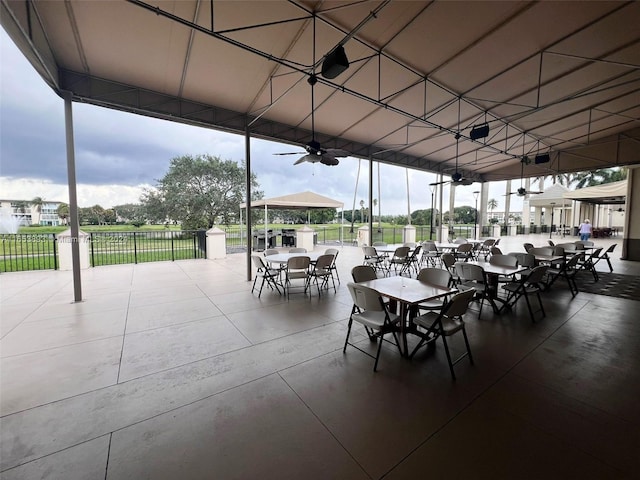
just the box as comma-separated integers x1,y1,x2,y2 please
321,45,349,79
469,123,489,140
535,153,550,164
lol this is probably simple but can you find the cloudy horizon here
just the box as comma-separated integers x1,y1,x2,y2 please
1,28,522,215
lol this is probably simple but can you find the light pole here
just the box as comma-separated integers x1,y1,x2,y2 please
473,191,480,240
549,202,556,239
430,184,436,241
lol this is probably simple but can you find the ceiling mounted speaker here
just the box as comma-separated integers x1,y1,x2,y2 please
321,46,349,79
469,123,489,140
535,153,550,164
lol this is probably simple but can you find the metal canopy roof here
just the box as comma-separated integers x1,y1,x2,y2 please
2,0,639,183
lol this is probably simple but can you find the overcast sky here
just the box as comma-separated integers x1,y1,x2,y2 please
1,28,522,215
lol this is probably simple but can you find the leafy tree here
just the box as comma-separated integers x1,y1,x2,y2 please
573,167,627,188
57,203,70,225
142,154,261,230
31,196,43,213
113,203,145,224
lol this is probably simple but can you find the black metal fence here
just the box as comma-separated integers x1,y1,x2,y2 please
0,233,58,272
2,225,550,272
89,231,207,266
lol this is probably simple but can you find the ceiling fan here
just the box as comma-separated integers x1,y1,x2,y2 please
273,78,349,165
506,156,544,196
429,133,473,187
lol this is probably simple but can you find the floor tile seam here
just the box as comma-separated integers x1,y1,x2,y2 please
118,320,347,383
104,433,112,480
123,311,229,335
17,305,130,324
0,433,112,475
275,371,374,480
116,290,134,383
0,333,126,361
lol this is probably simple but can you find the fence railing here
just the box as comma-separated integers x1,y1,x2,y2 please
89,231,207,266
2,225,545,272
0,233,58,272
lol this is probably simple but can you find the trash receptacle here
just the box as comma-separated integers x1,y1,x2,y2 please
573,226,579,236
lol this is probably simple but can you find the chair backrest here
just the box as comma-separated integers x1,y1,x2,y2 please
289,247,307,253
347,283,384,312
494,238,501,246
490,246,503,255
441,253,456,269
287,255,310,270
417,267,451,288
489,254,518,267
458,262,485,282
457,243,473,253
423,241,438,252
523,242,534,252
525,265,549,284
603,243,616,254
351,265,377,282
565,252,584,269
393,246,410,259
556,242,577,253
264,249,279,256
362,246,378,258
251,254,267,270
552,246,565,256
325,248,339,256
442,289,476,317
482,238,496,247
409,244,422,259
454,237,468,244
314,254,334,270
509,252,535,267
588,247,603,259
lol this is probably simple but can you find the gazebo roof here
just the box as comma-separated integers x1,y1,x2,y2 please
240,191,343,210
528,184,570,207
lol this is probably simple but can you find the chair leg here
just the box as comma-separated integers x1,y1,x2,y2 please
536,291,546,318
440,335,456,381
461,327,473,364
373,332,384,372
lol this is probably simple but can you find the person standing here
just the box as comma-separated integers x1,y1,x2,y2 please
579,219,592,241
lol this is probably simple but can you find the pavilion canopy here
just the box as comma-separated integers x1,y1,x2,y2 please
528,184,570,208
562,180,627,205
241,191,343,210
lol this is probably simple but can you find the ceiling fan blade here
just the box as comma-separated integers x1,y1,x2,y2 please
294,154,319,165
429,181,449,186
274,151,306,155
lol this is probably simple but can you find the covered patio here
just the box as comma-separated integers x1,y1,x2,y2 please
2,235,639,479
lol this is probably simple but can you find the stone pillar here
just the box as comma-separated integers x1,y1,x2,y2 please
57,228,90,270
508,224,518,236
403,224,416,244
206,227,226,259
297,225,315,251
440,225,450,243
356,225,370,247
492,224,501,238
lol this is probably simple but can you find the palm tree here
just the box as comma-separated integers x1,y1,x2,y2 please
31,196,43,213
487,198,498,223
573,167,627,188
57,203,70,225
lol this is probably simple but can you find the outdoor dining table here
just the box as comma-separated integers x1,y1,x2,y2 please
463,261,529,313
435,242,461,251
264,251,324,265
356,276,456,356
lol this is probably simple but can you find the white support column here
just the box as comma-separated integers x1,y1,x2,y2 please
62,91,82,302
206,227,226,259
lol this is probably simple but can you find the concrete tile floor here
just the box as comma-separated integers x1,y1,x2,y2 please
1,234,638,479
